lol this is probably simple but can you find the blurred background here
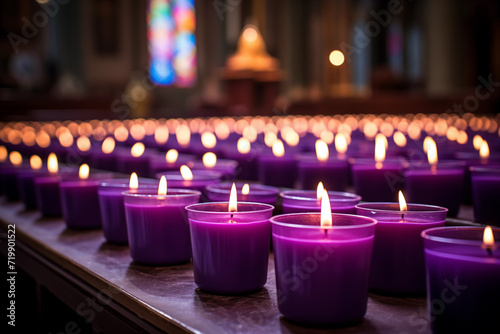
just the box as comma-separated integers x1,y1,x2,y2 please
0,0,499,121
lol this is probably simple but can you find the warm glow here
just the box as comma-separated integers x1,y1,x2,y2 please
176,124,191,147
158,175,167,195
393,131,407,147
457,131,468,145
423,136,434,153
154,125,169,144
58,131,74,147
180,165,193,181
315,140,329,162
166,149,179,163
480,141,490,160
473,135,483,151
272,140,285,157
375,133,388,149
76,136,91,152
243,27,258,42
30,155,42,170
320,190,332,227
9,151,22,166
130,124,146,141
79,164,90,180
335,133,348,155
129,172,138,189
35,131,51,148
0,146,7,162
283,129,300,147
203,152,217,168
229,183,238,212
237,137,251,154
264,131,278,147
483,226,495,248
114,126,129,142
201,132,217,149
329,50,345,66
131,142,145,158
242,183,250,195
399,191,407,212
47,153,58,174
374,135,386,166
427,140,438,165
100,137,115,154
317,182,324,201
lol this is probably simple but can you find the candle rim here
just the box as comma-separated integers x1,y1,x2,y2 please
185,201,274,214
469,165,500,174
99,178,158,189
207,182,279,195
281,190,361,203
355,202,448,214
122,188,201,198
422,226,500,247
270,212,377,230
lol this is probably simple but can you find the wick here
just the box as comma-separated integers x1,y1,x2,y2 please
401,213,405,222
324,229,328,237
487,248,493,257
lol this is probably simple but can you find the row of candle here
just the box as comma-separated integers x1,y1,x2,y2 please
0,150,499,332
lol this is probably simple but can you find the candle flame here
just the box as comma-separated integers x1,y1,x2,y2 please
375,135,386,168
423,136,434,153
129,172,138,189
229,183,237,212
114,126,129,142
58,131,73,147
158,175,167,195
102,137,116,154
30,155,42,170
203,152,217,168
427,139,438,166
79,164,90,180
473,135,483,151
335,133,348,155
180,165,193,181
201,132,217,149
35,131,51,148
154,125,169,144
76,136,91,152
176,124,191,147
399,191,407,211
320,189,332,227
166,149,179,163
483,226,496,250
47,153,58,174
480,141,489,160
131,142,145,158
315,139,329,162
0,146,7,162
242,183,250,195
272,140,285,157
9,151,22,166
317,182,324,201
237,137,251,154
264,131,277,147
393,131,407,147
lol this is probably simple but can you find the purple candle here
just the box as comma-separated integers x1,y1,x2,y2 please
297,140,349,191
281,187,361,214
34,153,67,216
222,138,259,181
258,140,297,188
123,179,201,266
187,153,238,180
59,164,113,229
17,155,46,210
404,161,465,217
271,210,376,325
206,182,279,206
186,195,274,294
116,143,151,177
470,166,500,226
148,149,195,177
0,151,25,201
90,137,118,171
98,174,158,244
422,226,500,333
356,200,447,295
156,166,222,194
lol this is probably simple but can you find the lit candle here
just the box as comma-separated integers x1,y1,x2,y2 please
157,165,222,194
117,142,151,177
186,184,274,294
422,226,500,333
187,152,238,180
0,151,24,201
470,166,500,226
33,153,66,216
257,139,297,188
271,191,377,325
206,182,279,205
90,137,118,171
356,192,447,295
123,176,201,265
17,155,45,210
221,137,259,181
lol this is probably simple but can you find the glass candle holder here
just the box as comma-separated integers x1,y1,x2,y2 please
98,178,158,244
34,166,75,217
470,166,500,226
258,153,297,188
206,182,279,206
17,168,48,210
187,159,239,180
404,161,465,217
59,172,114,229
185,202,274,294
296,154,350,191
356,202,448,295
156,170,222,194
123,188,201,266
281,190,361,214
422,227,500,333
271,213,377,325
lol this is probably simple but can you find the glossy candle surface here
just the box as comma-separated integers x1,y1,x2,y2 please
404,162,464,217
258,154,297,188
98,179,158,244
297,156,349,191
206,182,279,205
271,213,376,325
281,190,361,214
186,202,274,294
356,203,447,295
59,173,113,229
351,159,404,202
422,227,500,333
124,189,201,265
471,166,500,226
